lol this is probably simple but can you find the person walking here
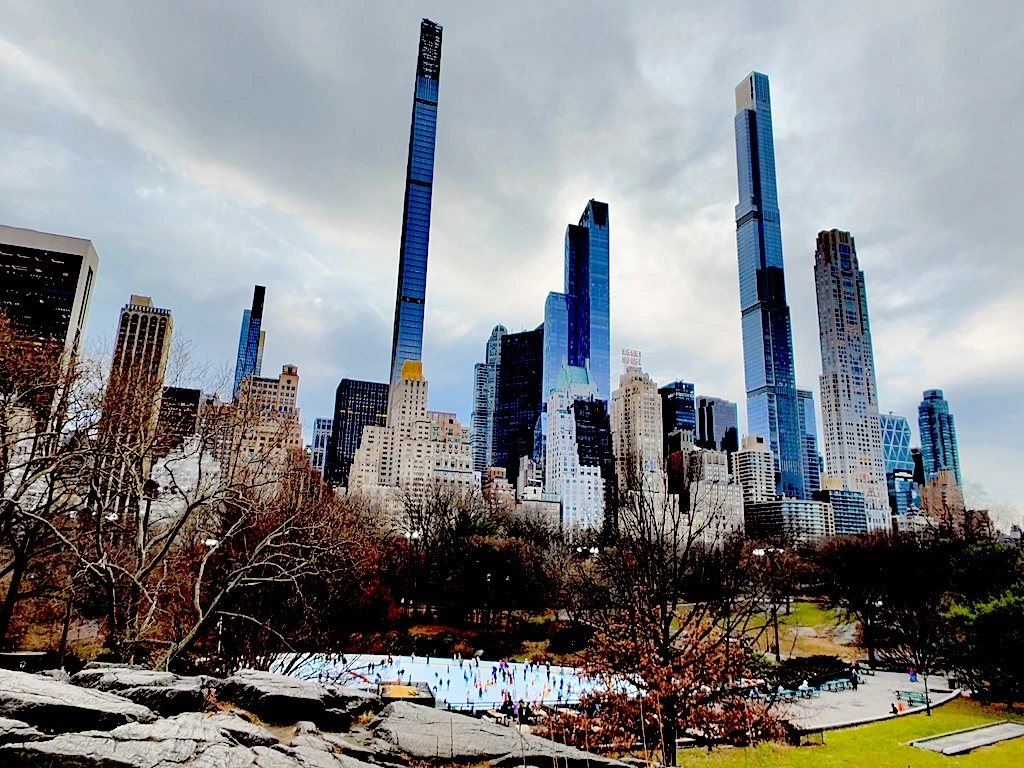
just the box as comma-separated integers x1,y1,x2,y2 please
850,670,859,691
909,667,918,683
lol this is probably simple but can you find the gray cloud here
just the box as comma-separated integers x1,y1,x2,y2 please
0,0,1020,517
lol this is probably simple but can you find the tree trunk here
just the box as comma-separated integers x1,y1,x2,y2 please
660,696,678,766
0,553,29,649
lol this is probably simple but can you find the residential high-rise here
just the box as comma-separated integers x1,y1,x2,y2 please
233,285,266,400
390,19,443,388
154,386,201,459
324,379,389,487
660,381,696,454
918,389,962,486
797,389,821,496
880,413,918,517
686,448,745,548
733,72,803,500
471,325,507,473
493,327,544,485
564,200,611,402
733,435,776,505
813,478,868,536
545,366,616,534
610,367,665,492
745,499,836,544
0,224,99,359
814,229,890,531
696,395,739,454
310,417,333,479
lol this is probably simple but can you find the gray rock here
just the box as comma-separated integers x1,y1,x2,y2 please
119,679,210,716
0,668,156,734
217,670,332,725
371,701,627,767
0,716,45,745
35,669,71,684
207,712,279,748
0,711,373,767
71,667,180,691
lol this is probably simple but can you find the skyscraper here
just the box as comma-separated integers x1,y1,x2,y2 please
471,325,506,473
814,229,890,530
880,413,918,517
918,389,962,487
233,285,266,400
542,292,569,399
733,72,803,500
565,200,611,402
324,379,389,487
310,417,333,479
611,366,664,492
390,19,443,388
696,395,739,453
733,435,776,505
493,327,544,484
0,224,99,359
660,380,696,454
797,389,821,496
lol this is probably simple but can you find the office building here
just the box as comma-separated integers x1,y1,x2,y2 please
918,389,962,486
310,417,333,479
233,285,266,400
797,389,821,496
813,478,868,536
696,394,739,453
154,387,201,459
686,448,745,547
390,19,444,388
733,435,776,505
324,379,389,487
880,413,917,517
733,72,804,500
542,292,569,399
814,229,890,531
611,367,665,493
0,224,99,359
471,324,506,473
493,327,544,484
660,380,696,455
350,361,473,502
564,200,611,402
920,469,966,520
545,365,616,534
745,499,836,544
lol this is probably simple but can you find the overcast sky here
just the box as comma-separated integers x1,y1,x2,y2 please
1,1,1021,521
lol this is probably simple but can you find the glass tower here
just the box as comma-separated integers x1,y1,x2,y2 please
733,71,803,499
697,394,740,453
325,379,389,487
880,412,918,516
471,324,507,473
918,389,962,486
493,327,545,484
542,292,569,399
797,389,821,496
390,19,443,388
660,380,696,454
565,200,611,402
233,285,265,400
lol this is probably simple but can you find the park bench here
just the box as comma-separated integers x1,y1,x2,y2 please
767,689,798,703
896,690,930,707
798,686,821,699
823,679,850,692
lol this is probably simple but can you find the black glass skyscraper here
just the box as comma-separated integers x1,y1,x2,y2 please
733,71,803,499
390,19,443,388
325,379,389,487
660,380,696,455
493,327,544,484
564,200,611,402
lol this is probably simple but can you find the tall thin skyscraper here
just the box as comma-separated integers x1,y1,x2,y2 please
310,417,333,479
797,389,821,496
918,389,962,486
493,327,544,484
565,200,611,402
733,72,803,499
233,285,266,400
471,324,507,473
814,229,890,530
542,291,569,399
390,18,443,388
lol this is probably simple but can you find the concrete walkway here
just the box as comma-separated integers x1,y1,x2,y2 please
781,671,959,731
911,722,1024,755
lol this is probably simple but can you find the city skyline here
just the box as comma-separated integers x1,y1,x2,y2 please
0,3,1020,518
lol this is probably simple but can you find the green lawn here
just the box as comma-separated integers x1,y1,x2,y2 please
676,699,1024,767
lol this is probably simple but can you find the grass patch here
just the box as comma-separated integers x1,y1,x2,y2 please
676,698,1024,767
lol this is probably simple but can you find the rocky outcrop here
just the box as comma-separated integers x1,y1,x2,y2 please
0,668,156,734
217,669,330,724
0,716,45,745
0,711,377,767
70,666,215,716
71,667,180,691
372,701,628,768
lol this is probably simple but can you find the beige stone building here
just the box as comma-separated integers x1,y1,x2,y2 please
610,366,665,493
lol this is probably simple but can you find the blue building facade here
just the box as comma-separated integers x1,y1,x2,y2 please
565,200,610,402
542,291,569,399
696,394,739,453
918,389,962,486
733,71,803,500
660,381,696,454
880,413,919,516
797,389,821,496
390,19,443,388
233,285,265,400
813,488,868,536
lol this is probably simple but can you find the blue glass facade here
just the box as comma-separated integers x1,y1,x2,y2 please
660,381,696,454
797,389,821,496
734,71,803,499
390,19,443,388
697,394,739,453
233,285,265,400
918,389,962,486
542,291,569,399
565,200,610,402
812,488,868,536
880,413,918,517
